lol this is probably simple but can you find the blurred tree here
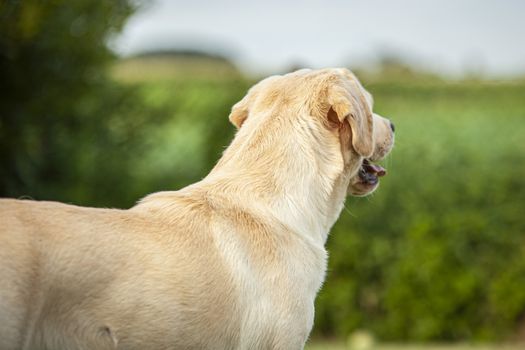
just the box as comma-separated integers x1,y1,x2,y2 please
0,0,142,206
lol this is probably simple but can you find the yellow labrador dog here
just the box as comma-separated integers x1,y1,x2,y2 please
0,68,394,350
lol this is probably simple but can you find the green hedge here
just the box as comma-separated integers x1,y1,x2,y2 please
314,82,525,341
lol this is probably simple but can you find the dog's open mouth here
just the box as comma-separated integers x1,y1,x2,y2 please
358,159,387,186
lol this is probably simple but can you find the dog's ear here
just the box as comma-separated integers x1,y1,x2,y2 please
230,84,260,128
326,80,374,158
229,97,249,128
229,76,280,128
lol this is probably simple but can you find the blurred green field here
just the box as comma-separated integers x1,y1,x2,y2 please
305,342,524,350
315,79,525,341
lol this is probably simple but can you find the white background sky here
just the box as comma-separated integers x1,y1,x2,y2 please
115,0,525,77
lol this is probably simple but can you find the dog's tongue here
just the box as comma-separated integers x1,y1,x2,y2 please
363,161,387,177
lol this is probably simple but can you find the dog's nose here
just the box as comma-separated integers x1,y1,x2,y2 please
390,121,395,133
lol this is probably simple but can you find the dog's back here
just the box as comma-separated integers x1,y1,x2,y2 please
0,197,245,349
0,199,156,349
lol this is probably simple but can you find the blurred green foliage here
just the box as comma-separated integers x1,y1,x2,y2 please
1,0,525,343
0,0,145,206
315,82,525,341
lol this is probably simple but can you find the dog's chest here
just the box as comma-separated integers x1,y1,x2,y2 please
213,224,327,348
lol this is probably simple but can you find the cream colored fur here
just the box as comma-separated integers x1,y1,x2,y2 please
0,68,394,350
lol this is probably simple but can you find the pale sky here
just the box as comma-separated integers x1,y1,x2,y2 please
115,0,525,77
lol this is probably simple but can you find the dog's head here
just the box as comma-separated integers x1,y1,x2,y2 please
228,68,394,197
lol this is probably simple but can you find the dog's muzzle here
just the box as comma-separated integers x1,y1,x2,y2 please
358,159,387,186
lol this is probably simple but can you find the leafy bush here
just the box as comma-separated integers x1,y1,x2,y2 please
314,82,525,341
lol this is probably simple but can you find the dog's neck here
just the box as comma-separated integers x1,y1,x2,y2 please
204,110,351,245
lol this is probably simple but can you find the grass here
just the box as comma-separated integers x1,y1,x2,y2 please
111,55,242,83
306,342,524,350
